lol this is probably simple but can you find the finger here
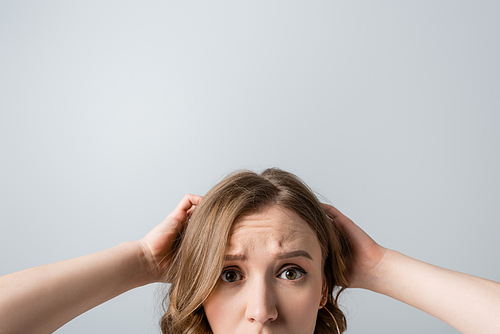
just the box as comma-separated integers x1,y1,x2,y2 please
322,203,347,220
167,194,203,225
175,194,203,212
322,203,366,236
186,206,197,217
322,204,354,228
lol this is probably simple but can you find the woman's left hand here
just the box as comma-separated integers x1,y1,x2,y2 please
324,204,500,334
323,204,387,290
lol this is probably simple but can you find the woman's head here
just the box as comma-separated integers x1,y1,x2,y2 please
161,168,353,334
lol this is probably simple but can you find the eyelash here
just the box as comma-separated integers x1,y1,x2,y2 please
220,266,307,283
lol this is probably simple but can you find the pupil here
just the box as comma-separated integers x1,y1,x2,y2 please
226,272,236,281
286,270,296,279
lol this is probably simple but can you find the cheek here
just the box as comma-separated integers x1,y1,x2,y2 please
203,285,243,332
278,282,324,329
203,272,324,334
204,285,322,334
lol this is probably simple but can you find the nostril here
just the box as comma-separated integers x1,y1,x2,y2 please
244,281,279,324
246,307,278,324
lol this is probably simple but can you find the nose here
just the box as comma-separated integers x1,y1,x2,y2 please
244,277,278,324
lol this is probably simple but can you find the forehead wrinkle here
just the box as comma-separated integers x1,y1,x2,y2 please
227,226,289,254
225,205,321,265
224,249,314,262
230,218,303,244
227,225,315,258
230,208,306,239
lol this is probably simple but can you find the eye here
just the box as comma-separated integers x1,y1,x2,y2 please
279,267,305,280
221,269,242,283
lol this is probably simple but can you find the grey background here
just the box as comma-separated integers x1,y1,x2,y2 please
1,1,499,333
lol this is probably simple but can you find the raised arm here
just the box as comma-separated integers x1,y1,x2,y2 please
0,194,201,334
324,204,500,334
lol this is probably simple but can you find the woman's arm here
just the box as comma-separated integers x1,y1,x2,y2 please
0,242,148,334
324,204,500,334
369,249,500,334
0,194,201,334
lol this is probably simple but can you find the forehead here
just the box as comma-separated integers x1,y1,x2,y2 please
227,205,319,254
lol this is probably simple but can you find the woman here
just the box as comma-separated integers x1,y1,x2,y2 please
0,168,499,334
161,168,353,334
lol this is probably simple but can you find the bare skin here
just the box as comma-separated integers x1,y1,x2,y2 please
203,206,325,334
323,204,500,334
0,196,499,333
0,194,202,334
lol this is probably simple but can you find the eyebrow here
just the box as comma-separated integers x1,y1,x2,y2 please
224,250,313,261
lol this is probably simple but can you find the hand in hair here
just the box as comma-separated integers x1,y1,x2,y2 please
322,204,387,290
139,194,202,282
324,204,500,334
0,194,202,334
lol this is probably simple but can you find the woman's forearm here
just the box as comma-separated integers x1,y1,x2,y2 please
365,249,500,334
0,241,151,334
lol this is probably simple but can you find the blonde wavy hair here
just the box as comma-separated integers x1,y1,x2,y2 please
161,168,353,334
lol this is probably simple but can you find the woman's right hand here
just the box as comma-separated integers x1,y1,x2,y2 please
0,194,202,334
139,194,202,283
323,204,387,290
